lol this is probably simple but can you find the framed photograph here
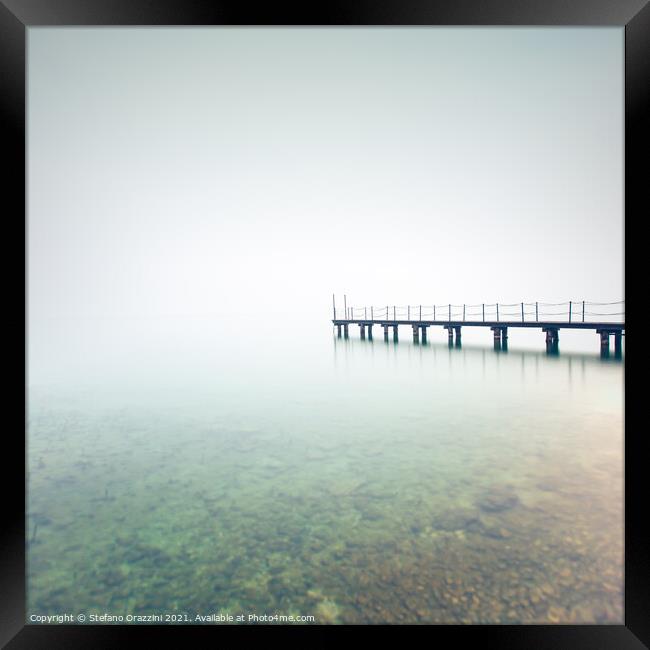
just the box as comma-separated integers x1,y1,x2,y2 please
2,0,647,647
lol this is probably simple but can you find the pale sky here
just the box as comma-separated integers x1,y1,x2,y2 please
28,28,623,381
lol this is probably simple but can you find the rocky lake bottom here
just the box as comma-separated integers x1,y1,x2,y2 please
27,339,623,624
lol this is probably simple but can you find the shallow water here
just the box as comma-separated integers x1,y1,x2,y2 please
27,325,624,624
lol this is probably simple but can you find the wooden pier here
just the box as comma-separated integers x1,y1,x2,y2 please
331,297,624,358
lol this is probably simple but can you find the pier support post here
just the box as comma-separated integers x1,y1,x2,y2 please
445,326,454,347
454,326,462,348
544,328,559,355
412,325,420,343
343,324,349,339
336,324,341,338
393,325,399,342
599,330,610,358
367,325,373,341
420,326,427,344
383,325,389,342
359,324,366,340
491,327,501,351
500,327,508,352
614,332,622,358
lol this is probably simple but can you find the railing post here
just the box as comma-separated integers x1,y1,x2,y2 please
536,302,538,322
364,306,367,320
393,306,396,321
434,305,436,320
582,301,585,323
408,305,410,321
448,304,451,321
386,305,389,320
344,294,347,320
463,304,466,321
521,302,524,322
333,293,336,320
419,305,422,321
371,306,373,320
496,303,499,322
482,304,485,322
569,301,572,323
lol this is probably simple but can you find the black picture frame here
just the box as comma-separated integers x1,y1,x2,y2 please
2,1,647,647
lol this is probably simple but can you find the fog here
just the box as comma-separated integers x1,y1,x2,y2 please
27,28,623,387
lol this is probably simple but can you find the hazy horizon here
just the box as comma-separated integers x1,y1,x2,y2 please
28,27,623,386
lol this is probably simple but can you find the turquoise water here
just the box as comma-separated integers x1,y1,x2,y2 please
27,324,623,624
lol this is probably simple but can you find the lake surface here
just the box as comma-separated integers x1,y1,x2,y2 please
27,321,624,624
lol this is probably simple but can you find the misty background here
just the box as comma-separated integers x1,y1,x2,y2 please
27,28,623,391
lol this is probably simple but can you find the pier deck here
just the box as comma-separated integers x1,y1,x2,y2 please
331,298,624,357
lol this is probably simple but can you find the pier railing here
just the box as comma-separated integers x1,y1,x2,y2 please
335,301,624,325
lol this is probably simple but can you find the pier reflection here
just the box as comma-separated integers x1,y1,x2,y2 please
333,330,623,366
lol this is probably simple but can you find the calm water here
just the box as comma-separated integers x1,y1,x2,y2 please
27,322,624,624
